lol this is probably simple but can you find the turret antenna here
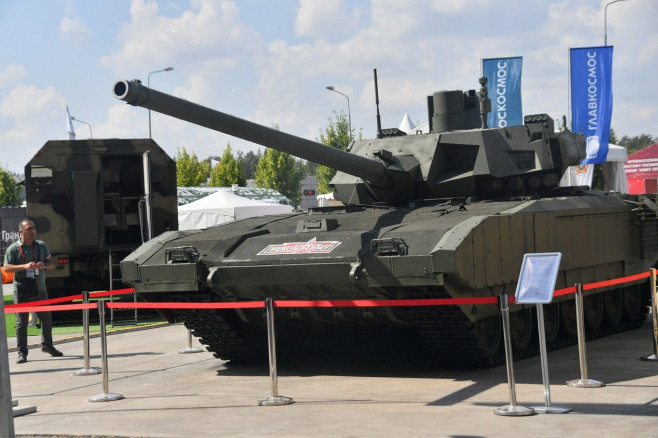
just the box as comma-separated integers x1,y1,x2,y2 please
374,69,383,138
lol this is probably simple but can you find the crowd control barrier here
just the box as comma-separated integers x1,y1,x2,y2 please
566,284,604,388
641,269,658,362
73,291,102,376
88,301,124,402
4,269,657,412
178,328,204,354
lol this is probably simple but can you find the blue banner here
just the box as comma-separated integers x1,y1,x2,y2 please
570,46,613,164
482,57,523,128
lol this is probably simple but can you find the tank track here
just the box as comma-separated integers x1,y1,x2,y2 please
146,286,649,367
150,291,257,363
402,288,507,367
401,287,649,367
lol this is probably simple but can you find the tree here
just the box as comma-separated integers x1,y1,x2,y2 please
0,167,22,206
209,144,246,187
238,149,261,180
619,134,657,155
315,111,353,194
176,147,210,186
254,148,305,205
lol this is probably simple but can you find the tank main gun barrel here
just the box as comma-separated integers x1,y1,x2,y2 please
113,79,391,188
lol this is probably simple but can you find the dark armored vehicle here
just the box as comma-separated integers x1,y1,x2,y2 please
114,76,656,366
25,139,177,302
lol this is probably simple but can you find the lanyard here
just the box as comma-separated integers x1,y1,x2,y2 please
18,242,38,263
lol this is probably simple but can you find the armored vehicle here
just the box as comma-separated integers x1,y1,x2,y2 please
114,76,656,366
24,139,177,304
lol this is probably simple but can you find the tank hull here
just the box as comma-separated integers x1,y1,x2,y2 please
122,191,657,365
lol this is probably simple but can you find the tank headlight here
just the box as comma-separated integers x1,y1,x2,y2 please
165,246,199,264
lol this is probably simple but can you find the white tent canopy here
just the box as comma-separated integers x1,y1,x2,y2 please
559,144,629,193
178,190,293,230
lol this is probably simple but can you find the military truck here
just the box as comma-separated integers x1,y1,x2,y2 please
24,139,177,303
113,76,656,366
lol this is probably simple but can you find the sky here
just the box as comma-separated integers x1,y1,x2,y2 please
1,0,656,174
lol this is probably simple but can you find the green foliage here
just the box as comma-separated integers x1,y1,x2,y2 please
315,111,353,194
609,128,618,145
209,144,246,187
0,167,22,206
238,149,261,180
176,147,210,187
254,148,305,205
619,133,657,155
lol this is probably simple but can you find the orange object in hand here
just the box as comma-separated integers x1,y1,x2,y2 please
1,266,14,284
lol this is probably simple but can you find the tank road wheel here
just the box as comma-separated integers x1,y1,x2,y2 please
623,285,645,323
542,302,560,344
559,299,578,339
509,308,534,356
474,315,502,360
603,289,624,327
584,294,604,333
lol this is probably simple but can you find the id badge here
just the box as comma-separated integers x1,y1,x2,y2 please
26,269,35,278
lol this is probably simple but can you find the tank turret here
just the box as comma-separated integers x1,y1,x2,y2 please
113,78,585,205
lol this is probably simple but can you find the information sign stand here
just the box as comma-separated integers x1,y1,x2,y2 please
514,253,571,414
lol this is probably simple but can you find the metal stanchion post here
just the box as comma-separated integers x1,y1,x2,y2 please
566,284,604,388
73,291,102,376
494,293,535,416
258,298,293,406
178,328,204,354
641,268,658,361
1,293,16,437
532,304,571,414
89,301,124,402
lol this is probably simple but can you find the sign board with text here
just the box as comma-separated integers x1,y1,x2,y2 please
514,252,562,304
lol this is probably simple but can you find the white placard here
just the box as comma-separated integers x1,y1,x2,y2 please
514,252,562,304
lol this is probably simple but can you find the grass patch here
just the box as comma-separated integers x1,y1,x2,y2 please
4,295,166,338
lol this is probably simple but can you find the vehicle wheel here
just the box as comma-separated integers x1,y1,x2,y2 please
584,294,603,332
623,285,644,322
474,315,502,358
603,289,623,327
542,302,560,344
510,308,533,353
560,299,578,339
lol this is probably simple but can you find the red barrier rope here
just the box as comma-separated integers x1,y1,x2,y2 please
582,271,651,291
3,271,651,313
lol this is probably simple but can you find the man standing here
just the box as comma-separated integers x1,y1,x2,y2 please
3,219,63,363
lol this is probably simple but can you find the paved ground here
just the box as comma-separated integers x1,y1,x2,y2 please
4,302,658,438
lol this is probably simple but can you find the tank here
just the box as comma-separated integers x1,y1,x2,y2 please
24,139,177,308
113,76,657,366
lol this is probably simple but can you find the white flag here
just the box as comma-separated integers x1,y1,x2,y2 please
66,105,76,140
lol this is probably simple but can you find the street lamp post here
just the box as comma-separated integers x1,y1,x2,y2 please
604,0,628,46
70,116,92,139
326,86,352,141
148,67,174,138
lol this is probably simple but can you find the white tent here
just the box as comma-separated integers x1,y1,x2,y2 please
559,144,629,193
398,112,415,132
178,190,293,230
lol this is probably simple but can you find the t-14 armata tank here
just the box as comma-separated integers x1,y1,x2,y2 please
113,73,657,366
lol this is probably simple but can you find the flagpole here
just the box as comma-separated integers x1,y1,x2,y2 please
567,49,572,132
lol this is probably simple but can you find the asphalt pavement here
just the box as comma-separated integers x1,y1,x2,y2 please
4,301,658,438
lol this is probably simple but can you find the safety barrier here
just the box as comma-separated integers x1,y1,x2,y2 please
4,269,658,412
